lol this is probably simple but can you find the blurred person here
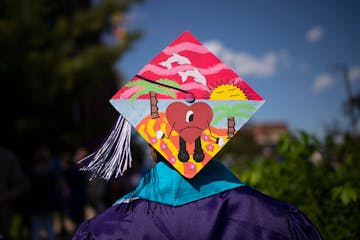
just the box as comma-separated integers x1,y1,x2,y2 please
63,147,88,232
28,146,61,240
73,31,322,239
0,147,29,239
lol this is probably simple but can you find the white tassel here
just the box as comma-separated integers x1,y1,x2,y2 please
78,115,132,181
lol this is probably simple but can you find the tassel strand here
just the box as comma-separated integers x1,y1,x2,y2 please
78,115,132,181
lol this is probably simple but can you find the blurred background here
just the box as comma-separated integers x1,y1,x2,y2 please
0,0,359,239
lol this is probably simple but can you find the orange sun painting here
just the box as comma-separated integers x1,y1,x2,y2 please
209,83,248,100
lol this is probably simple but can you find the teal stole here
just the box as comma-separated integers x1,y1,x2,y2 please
115,160,245,207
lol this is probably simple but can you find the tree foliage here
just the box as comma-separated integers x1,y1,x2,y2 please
0,0,142,156
231,131,360,239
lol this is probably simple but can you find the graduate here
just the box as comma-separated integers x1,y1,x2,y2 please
73,31,322,239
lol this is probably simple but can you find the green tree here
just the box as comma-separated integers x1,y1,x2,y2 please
232,131,360,239
0,0,142,156
212,103,256,137
126,78,181,118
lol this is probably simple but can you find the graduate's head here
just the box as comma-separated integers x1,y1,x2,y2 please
78,31,264,180
148,144,163,163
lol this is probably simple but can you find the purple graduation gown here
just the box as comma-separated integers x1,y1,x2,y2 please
74,160,322,239
73,186,322,239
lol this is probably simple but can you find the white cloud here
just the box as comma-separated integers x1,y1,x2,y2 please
305,26,325,43
312,73,336,93
349,66,360,82
204,40,288,78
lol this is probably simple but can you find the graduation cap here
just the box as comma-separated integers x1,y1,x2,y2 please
79,31,264,180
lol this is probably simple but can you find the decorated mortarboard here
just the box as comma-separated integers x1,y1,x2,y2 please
80,31,264,180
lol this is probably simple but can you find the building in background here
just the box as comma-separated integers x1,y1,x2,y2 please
248,122,288,157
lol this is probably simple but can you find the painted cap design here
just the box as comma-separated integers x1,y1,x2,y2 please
80,31,264,179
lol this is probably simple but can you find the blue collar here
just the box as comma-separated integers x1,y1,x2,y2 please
115,160,245,207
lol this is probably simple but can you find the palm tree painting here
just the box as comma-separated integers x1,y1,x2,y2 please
212,103,257,138
126,78,181,119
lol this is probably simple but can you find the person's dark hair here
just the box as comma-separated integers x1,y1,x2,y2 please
148,144,166,163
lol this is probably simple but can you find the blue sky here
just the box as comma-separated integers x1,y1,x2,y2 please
115,0,360,138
